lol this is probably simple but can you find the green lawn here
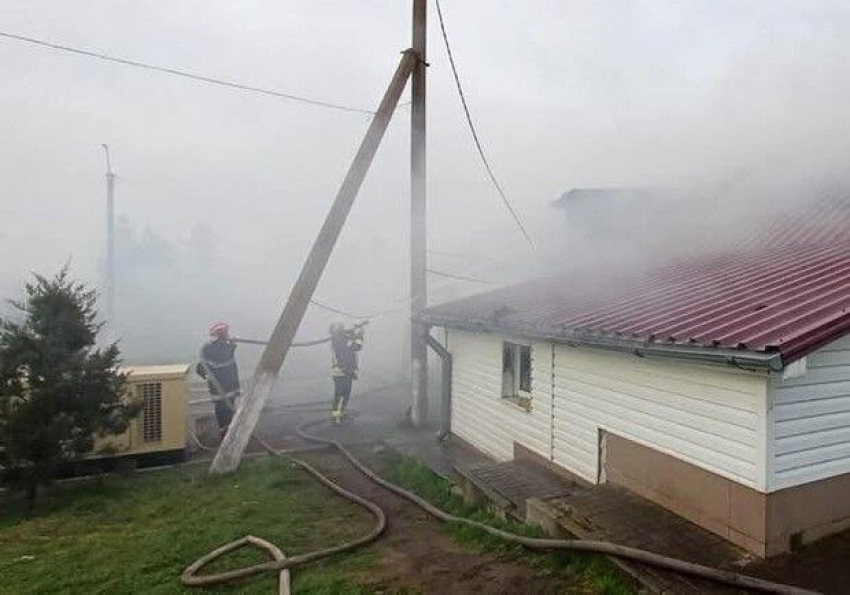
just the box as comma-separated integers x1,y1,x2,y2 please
0,458,379,594
0,452,635,595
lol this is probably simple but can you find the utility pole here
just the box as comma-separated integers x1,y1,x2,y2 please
102,144,115,326
410,0,428,427
210,50,418,474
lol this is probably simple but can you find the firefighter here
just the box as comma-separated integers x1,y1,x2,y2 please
196,321,241,433
330,322,364,425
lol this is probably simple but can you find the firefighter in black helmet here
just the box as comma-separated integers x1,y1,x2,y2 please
329,322,364,424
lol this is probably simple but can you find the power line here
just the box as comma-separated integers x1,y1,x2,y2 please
310,271,491,322
434,0,535,248
309,298,380,320
0,31,375,115
427,248,505,265
427,268,497,285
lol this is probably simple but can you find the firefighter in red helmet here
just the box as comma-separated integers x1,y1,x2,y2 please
197,321,241,432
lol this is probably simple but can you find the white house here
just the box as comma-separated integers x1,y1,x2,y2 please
423,196,850,557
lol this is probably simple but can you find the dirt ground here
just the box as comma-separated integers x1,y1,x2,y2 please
194,393,619,593
296,447,598,595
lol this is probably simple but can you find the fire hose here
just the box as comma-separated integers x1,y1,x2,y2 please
180,417,818,595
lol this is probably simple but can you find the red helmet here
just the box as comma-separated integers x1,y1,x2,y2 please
209,321,230,337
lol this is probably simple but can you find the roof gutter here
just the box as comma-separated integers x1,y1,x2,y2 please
422,315,784,372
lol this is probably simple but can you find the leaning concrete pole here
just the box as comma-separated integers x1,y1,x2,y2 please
410,0,429,427
210,49,418,474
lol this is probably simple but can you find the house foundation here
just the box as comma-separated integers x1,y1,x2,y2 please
603,433,850,557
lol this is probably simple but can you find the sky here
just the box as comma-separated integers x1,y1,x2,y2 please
1,0,850,379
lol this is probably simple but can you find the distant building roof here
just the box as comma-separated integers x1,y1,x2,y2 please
551,187,645,208
425,196,850,367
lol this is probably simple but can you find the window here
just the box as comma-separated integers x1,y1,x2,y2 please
138,382,163,443
502,342,532,403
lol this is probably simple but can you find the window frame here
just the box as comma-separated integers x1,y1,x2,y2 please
501,340,532,410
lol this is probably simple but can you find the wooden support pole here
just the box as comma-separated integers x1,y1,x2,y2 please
410,0,429,427
210,49,418,474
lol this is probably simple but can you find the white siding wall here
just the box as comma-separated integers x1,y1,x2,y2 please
769,335,850,491
448,329,553,461
553,345,769,490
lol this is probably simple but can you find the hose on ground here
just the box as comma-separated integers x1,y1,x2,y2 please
181,421,383,594
181,417,818,595
187,410,361,452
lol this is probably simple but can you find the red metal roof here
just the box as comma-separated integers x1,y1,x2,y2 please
426,198,850,364
744,195,850,250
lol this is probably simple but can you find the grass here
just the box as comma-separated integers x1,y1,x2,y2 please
0,450,635,595
0,458,382,594
384,455,636,595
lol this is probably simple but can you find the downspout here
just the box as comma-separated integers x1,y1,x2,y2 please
424,332,452,441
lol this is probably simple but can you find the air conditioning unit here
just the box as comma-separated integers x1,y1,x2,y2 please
93,364,190,466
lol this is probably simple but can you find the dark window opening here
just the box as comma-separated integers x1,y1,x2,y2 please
502,341,532,398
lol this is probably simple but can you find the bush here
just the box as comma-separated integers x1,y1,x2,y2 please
0,268,140,506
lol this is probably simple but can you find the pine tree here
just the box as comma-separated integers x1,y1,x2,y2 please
0,268,139,506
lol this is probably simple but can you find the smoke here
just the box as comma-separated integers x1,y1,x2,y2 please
2,1,850,409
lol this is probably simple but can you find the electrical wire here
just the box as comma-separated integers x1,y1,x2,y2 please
309,298,380,320
309,271,493,322
2,20,533,240
433,0,535,248
309,293,434,321
0,31,374,115
427,249,504,265
426,268,496,285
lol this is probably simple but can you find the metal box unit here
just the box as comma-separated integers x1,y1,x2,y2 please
95,364,190,463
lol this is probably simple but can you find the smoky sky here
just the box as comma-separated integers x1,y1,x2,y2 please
2,0,850,367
